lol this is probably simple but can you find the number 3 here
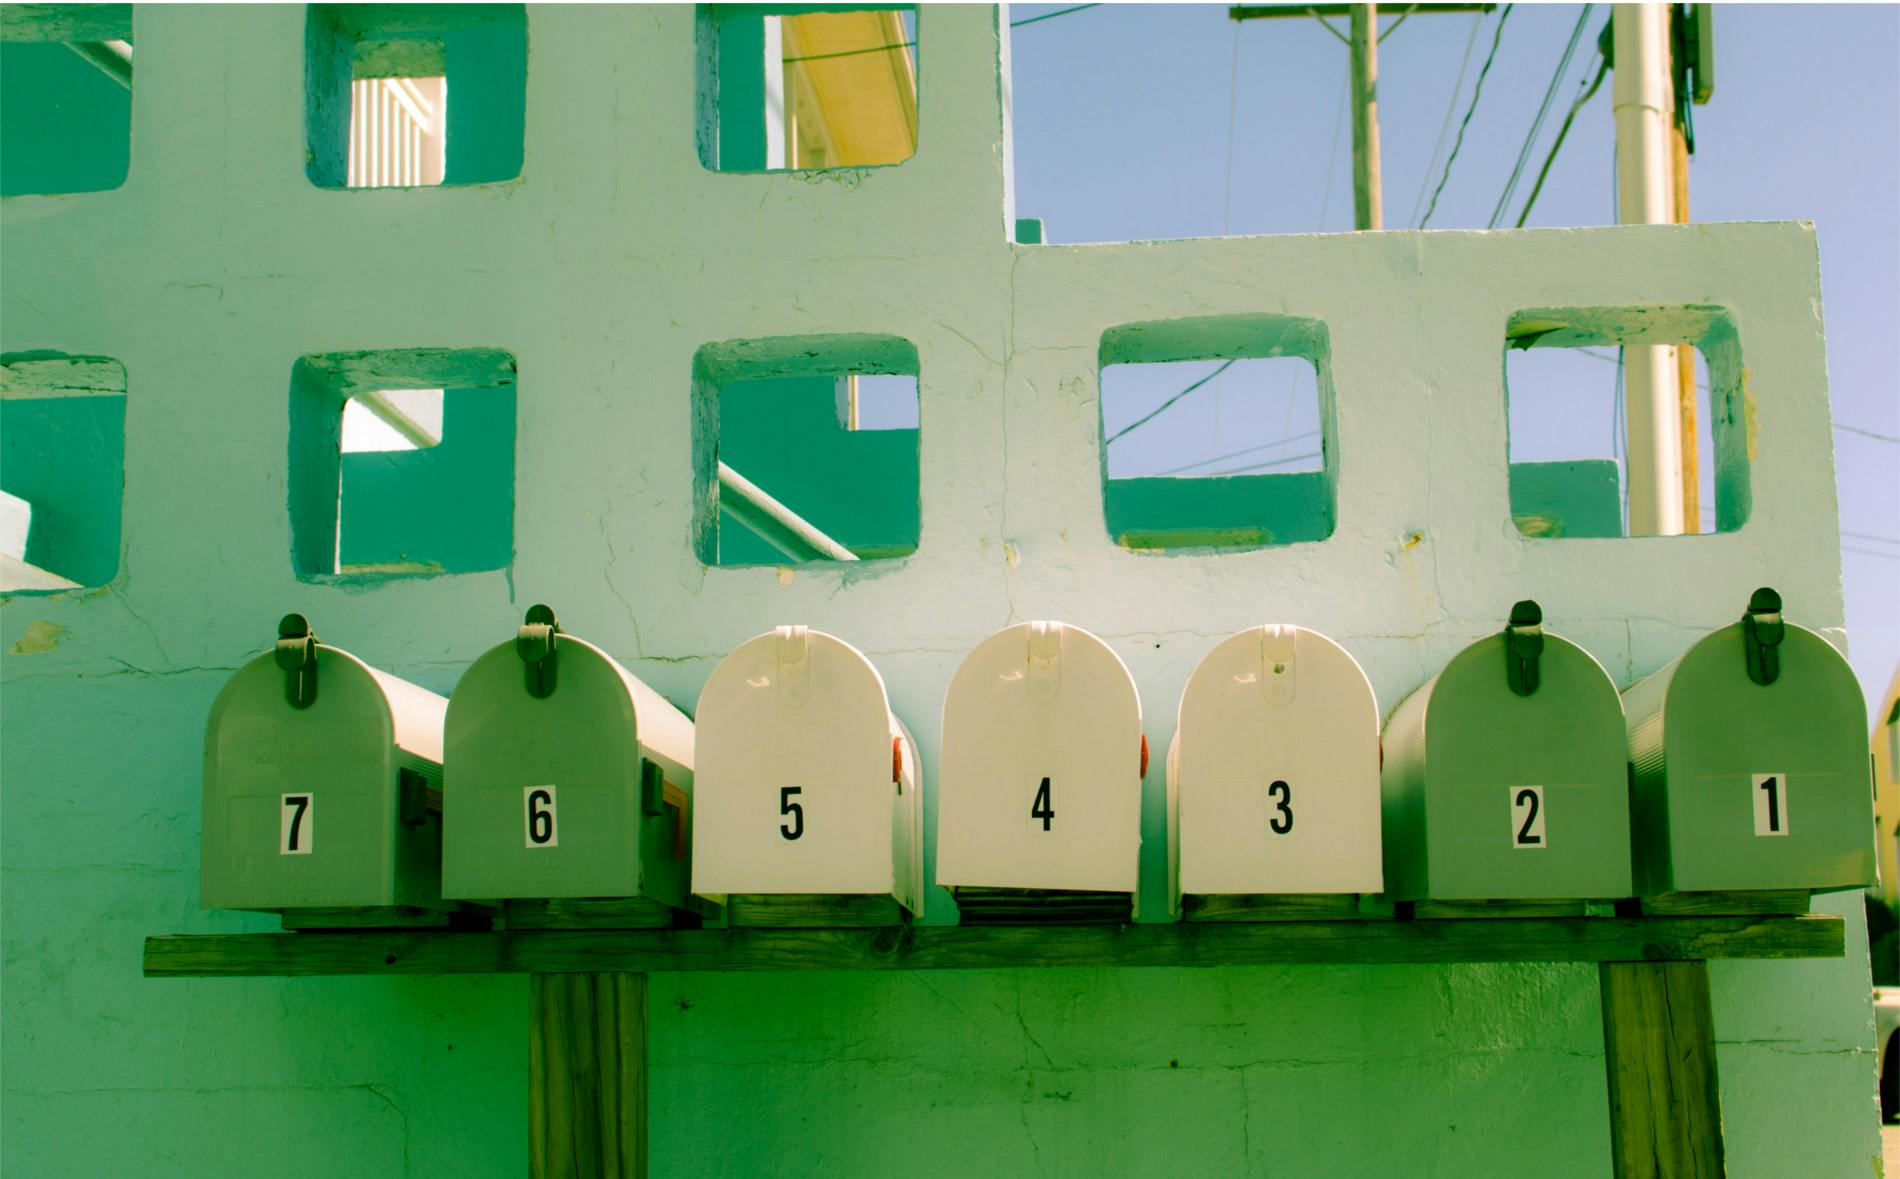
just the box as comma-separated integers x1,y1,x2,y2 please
1267,780,1293,835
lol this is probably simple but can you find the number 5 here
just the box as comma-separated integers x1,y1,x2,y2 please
780,786,804,841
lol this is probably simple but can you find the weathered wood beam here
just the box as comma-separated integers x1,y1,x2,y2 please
144,915,1845,978
531,972,646,1179
1599,960,1725,1178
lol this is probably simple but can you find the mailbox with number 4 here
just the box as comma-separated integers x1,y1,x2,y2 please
938,621,1145,923
441,606,696,923
1380,601,1631,910
691,626,922,922
1622,588,1875,904
1169,625,1382,919
202,615,454,924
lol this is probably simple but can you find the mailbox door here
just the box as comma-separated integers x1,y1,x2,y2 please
1422,634,1630,900
693,629,900,896
444,638,678,901
937,622,1142,894
202,649,399,909
1175,626,1382,897
1661,624,1874,891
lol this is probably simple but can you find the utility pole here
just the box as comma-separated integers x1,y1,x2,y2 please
1229,4,1494,231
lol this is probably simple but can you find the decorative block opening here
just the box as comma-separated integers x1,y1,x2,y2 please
289,349,516,580
1504,306,1746,539
691,335,920,566
305,5,525,189
0,7,132,196
698,5,919,172
0,353,125,592
1098,315,1336,552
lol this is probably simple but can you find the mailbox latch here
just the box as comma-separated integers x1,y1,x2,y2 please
1742,586,1784,687
1504,599,1544,698
275,613,318,709
776,626,810,709
1027,621,1062,702
517,604,561,699
1260,624,1296,707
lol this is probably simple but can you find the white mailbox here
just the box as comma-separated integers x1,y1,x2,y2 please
692,626,922,916
937,621,1145,919
1168,625,1382,918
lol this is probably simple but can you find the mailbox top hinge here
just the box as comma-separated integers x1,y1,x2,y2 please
1504,599,1544,698
517,604,561,699
1260,624,1296,707
775,625,810,710
275,613,319,709
1026,620,1062,702
1742,586,1784,687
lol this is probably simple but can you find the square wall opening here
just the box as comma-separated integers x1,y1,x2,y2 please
692,335,920,566
699,5,919,172
306,5,525,189
0,7,132,196
1504,306,1747,539
289,349,515,580
1098,315,1335,552
1,353,125,592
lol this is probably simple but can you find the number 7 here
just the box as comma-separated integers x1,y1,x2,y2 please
281,793,312,855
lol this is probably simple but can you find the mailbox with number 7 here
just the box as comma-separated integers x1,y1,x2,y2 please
201,614,454,924
937,621,1145,923
691,626,922,921
1621,588,1874,903
440,606,696,921
1380,601,1631,910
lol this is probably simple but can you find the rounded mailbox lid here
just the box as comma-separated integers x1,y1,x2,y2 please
1173,625,1381,898
693,626,904,896
1640,616,1873,891
937,621,1143,894
1412,625,1630,901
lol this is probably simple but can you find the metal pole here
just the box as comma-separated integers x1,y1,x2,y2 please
1350,4,1383,230
1612,3,1683,536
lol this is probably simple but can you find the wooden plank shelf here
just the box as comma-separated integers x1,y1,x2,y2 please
143,913,1843,978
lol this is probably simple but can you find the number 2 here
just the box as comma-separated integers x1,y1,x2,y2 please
280,793,312,855
1753,773,1788,836
1512,786,1545,848
525,786,557,848
1030,776,1054,833
780,786,804,840
1267,780,1293,835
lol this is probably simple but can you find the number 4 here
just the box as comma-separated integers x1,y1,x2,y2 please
1029,776,1054,834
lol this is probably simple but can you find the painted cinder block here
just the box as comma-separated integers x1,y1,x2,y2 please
937,621,1144,908
201,614,449,913
1623,588,1876,896
441,606,695,906
691,626,921,912
1380,601,1631,903
1168,625,1382,915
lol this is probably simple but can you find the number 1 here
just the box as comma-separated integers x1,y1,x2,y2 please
280,793,312,855
1753,773,1788,836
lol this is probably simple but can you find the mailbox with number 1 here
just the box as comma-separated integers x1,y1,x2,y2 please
1621,588,1874,900
201,615,454,923
937,621,1145,922
1380,601,1632,908
440,606,696,915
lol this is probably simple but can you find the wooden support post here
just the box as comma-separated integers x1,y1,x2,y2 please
1672,121,1699,532
1349,3,1383,230
1599,960,1726,1178
530,972,648,1179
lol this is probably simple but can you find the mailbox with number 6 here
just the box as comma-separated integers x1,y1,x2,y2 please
937,621,1145,922
691,626,922,920
201,615,453,923
1380,601,1631,910
441,606,696,921
1622,588,1875,903
1168,625,1382,919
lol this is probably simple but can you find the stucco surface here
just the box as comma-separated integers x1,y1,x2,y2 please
0,6,1878,1175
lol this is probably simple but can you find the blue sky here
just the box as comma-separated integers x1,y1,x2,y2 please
1007,2,1900,720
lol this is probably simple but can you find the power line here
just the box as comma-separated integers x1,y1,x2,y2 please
1316,74,1350,230
1409,11,1485,227
1488,4,1592,228
1222,450,1324,476
1105,360,1238,446
1011,3,1102,30
1513,57,1609,227
1156,430,1322,476
1844,546,1900,562
781,3,1099,64
1837,422,1900,445
1419,3,1513,228
1843,530,1900,546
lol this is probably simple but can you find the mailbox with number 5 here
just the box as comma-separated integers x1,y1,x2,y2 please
1622,588,1875,901
1168,625,1382,918
691,626,922,919
1380,601,1631,909
201,615,453,923
937,621,1145,922
441,606,696,919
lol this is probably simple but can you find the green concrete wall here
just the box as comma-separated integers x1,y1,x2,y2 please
0,6,1878,1177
